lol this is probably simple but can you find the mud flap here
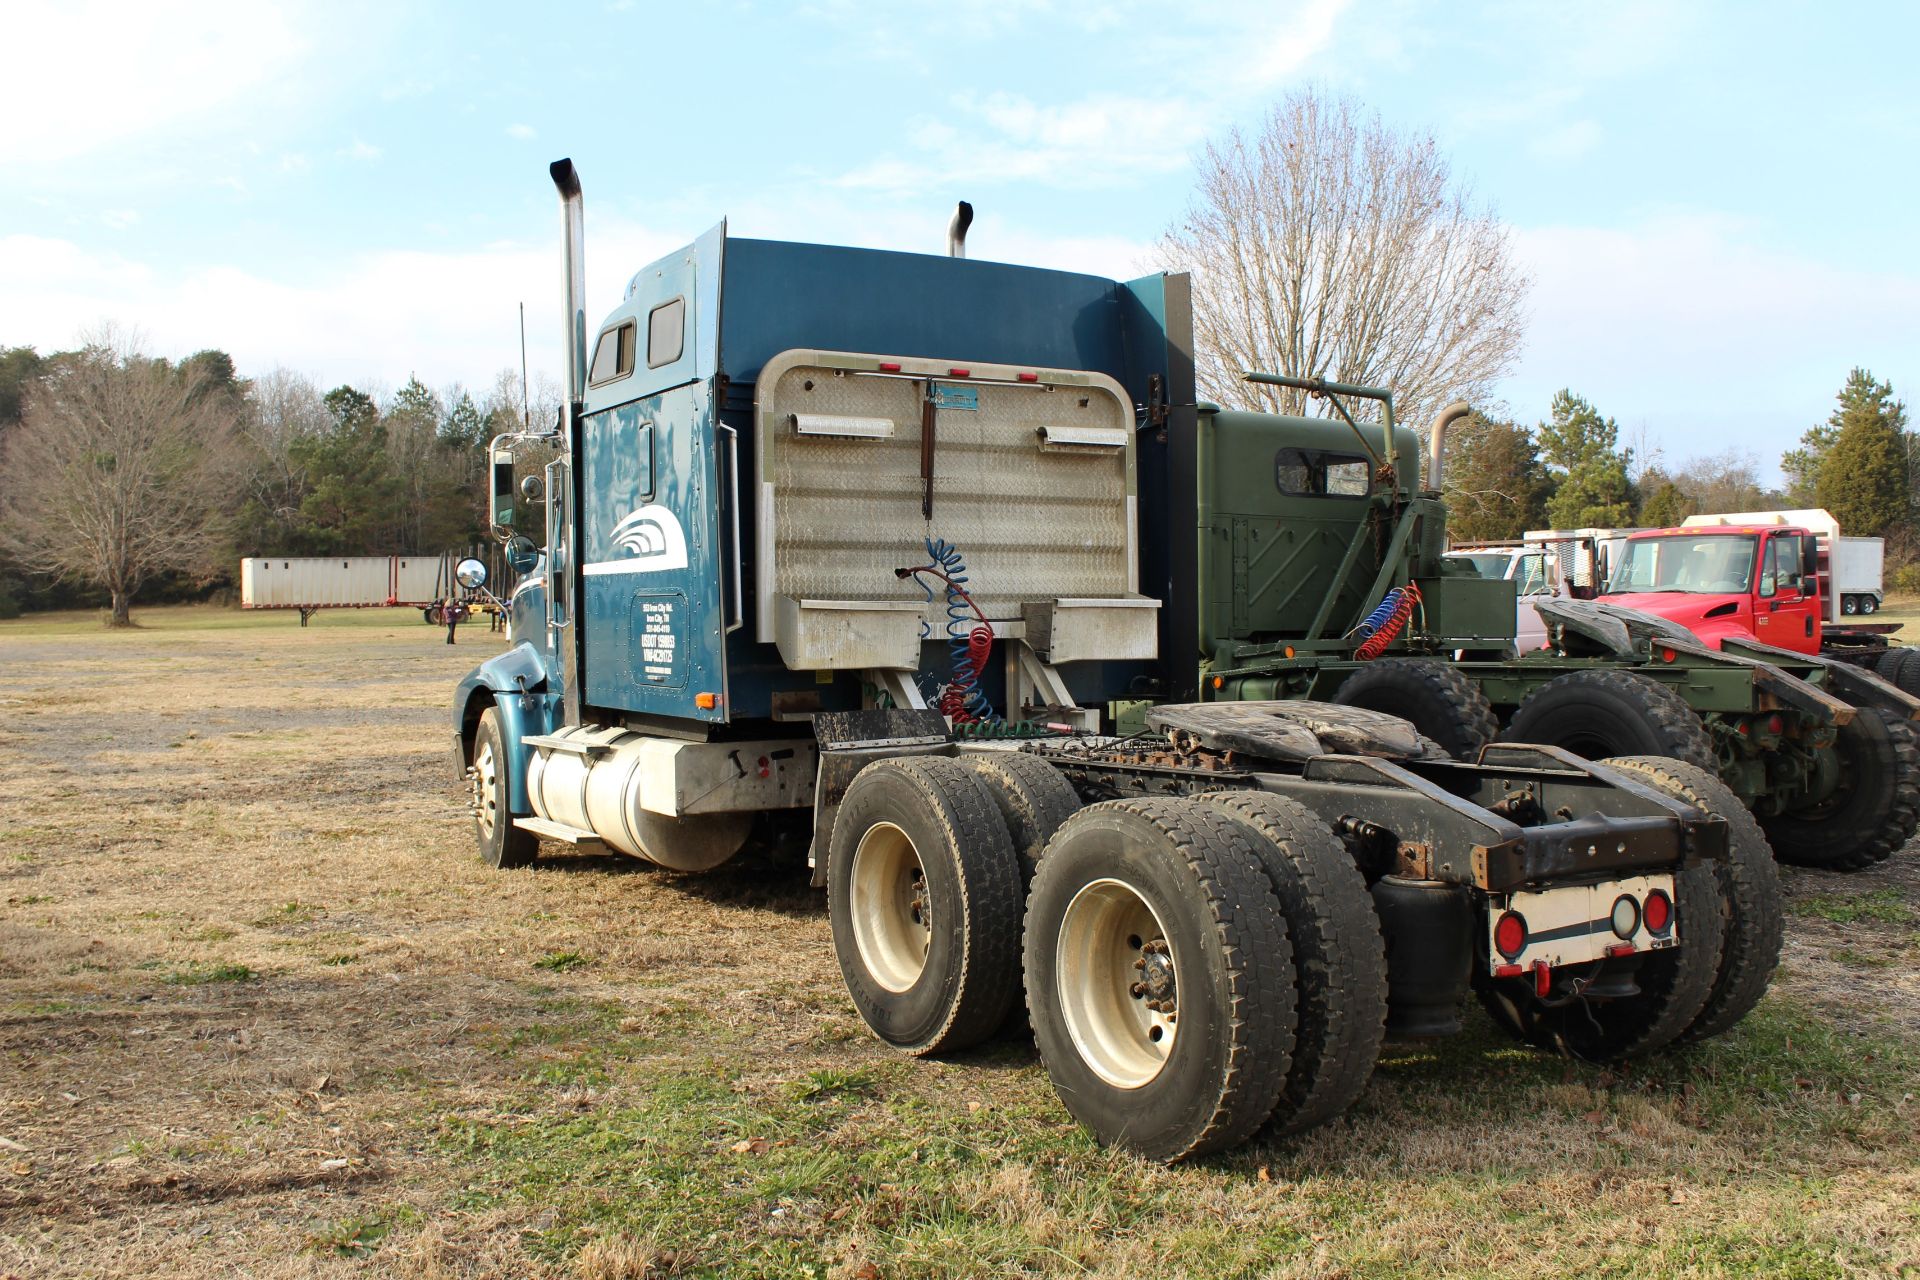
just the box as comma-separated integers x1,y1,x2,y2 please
808,709,951,886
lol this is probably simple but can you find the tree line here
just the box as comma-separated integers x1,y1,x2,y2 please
1443,368,1914,557
0,329,558,622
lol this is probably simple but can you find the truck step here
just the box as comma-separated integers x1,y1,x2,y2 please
512,816,606,849
522,733,612,758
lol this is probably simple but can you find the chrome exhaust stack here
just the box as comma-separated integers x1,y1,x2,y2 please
1426,400,1472,491
549,158,587,409
948,200,973,258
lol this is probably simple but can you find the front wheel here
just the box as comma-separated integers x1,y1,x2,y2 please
471,705,537,869
1024,798,1296,1161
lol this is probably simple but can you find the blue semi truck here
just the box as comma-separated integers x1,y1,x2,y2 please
449,160,1778,1161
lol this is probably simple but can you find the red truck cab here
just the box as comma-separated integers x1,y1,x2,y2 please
1596,525,1823,654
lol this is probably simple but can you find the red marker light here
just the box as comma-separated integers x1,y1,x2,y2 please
1661,647,1677,663
1493,963,1523,980
1605,942,1636,958
1533,960,1552,998
1494,911,1527,960
757,755,771,779
1644,889,1672,933
948,367,970,377
1767,713,1784,734
1017,371,1039,382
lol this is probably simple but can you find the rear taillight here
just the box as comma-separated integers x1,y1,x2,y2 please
1494,911,1527,960
1644,889,1673,934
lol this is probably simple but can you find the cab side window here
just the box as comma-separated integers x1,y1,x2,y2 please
589,320,636,387
1274,448,1371,499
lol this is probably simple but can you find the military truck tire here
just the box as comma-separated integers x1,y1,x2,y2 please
1193,791,1389,1137
828,758,1024,1056
958,751,1082,887
1024,798,1296,1161
1476,855,1723,1062
1604,756,1782,1045
1762,707,1920,872
1504,669,1717,774
471,705,537,869
1332,658,1499,761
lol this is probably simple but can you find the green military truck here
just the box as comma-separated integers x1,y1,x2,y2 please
1196,374,1920,874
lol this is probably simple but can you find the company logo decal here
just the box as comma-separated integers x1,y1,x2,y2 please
584,503,689,576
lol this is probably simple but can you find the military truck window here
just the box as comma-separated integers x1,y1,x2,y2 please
588,320,635,387
1274,448,1371,499
647,297,686,368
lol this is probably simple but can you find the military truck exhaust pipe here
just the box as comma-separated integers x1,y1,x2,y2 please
1426,400,1471,491
948,201,973,258
550,158,588,406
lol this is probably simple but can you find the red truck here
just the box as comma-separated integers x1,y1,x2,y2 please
1595,512,1907,679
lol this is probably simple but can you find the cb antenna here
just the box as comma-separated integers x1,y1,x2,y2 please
518,301,531,429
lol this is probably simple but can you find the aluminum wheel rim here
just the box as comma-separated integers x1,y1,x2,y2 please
1057,877,1177,1089
849,822,931,993
474,739,499,840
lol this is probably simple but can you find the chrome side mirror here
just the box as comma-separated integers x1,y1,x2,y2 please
455,558,488,591
504,535,539,576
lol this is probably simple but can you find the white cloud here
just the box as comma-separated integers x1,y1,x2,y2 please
98,210,141,231
820,0,1348,195
1506,214,1920,474
507,123,537,140
339,139,383,162
0,1,313,166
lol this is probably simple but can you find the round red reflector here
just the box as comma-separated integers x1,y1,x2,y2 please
1494,911,1527,959
1644,889,1672,933
1661,647,1677,663
1767,713,1784,734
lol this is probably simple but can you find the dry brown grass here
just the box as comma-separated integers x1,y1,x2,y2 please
1,605,1916,1278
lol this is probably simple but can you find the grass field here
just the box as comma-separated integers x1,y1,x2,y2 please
1,604,1916,1278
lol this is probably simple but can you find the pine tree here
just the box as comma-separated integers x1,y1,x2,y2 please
1814,368,1909,536
1538,390,1634,529
1443,412,1555,539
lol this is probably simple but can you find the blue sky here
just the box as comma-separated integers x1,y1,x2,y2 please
4,0,1917,480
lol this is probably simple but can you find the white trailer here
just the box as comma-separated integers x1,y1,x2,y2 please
240,555,460,624
1679,508,1884,622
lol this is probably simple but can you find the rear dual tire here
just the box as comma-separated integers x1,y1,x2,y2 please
1024,799,1297,1162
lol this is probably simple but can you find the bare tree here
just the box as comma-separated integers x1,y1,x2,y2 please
1672,449,1771,513
1159,90,1531,434
239,367,329,550
0,329,241,626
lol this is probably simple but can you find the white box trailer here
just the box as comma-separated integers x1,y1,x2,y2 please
1680,508,1885,621
240,555,455,616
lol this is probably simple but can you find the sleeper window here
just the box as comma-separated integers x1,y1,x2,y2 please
647,297,685,368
